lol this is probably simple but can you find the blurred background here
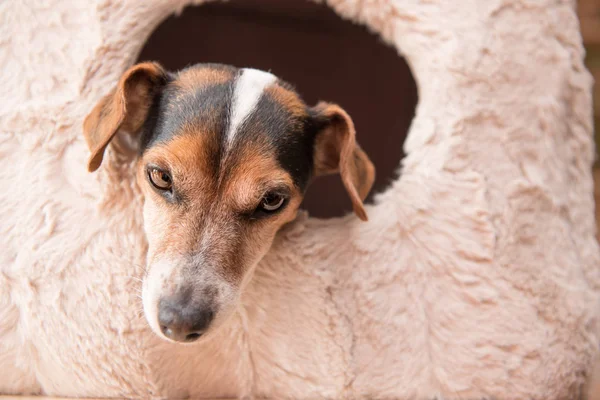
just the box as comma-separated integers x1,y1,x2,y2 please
578,0,600,240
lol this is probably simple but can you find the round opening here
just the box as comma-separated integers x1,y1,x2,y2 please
138,0,418,218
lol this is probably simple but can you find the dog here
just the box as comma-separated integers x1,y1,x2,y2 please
83,62,375,343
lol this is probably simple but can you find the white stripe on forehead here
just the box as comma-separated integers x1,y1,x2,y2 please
226,68,277,146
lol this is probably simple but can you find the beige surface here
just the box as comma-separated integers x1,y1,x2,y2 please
0,398,105,400
0,398,103,400
1,0,599,399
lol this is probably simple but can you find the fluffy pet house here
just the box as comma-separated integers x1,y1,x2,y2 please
1,0,599,399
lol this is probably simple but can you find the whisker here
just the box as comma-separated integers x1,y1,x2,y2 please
128,262,149,277
124,276,144,283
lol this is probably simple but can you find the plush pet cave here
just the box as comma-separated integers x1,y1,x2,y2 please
1,0,599,399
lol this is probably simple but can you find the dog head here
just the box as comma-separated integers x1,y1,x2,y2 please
83,62,375,343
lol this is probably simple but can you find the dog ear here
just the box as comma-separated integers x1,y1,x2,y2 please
83,62,169,172
311,102,375,221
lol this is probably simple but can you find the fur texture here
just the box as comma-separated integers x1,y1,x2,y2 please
0,0,599,398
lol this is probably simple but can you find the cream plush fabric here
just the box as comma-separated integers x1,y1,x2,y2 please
1,0,599,399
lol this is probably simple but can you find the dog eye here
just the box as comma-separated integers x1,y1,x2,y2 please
148,167,172,191
259,192,285,212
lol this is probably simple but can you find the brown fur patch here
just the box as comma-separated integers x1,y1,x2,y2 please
223,144,298,211
145,130,218,187
84,62,167,172
266,85,307,118
175,67,234,92
139,133,301,284
311,102,375,221
139,131,218,258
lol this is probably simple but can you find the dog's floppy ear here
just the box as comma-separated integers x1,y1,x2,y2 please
83,62,168,172
311,102,375,221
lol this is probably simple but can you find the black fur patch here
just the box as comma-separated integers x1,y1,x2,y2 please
140,64,318,191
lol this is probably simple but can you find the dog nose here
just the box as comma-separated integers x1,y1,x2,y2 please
157,294,214,343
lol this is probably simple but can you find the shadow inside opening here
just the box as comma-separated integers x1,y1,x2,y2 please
138,0,418,218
